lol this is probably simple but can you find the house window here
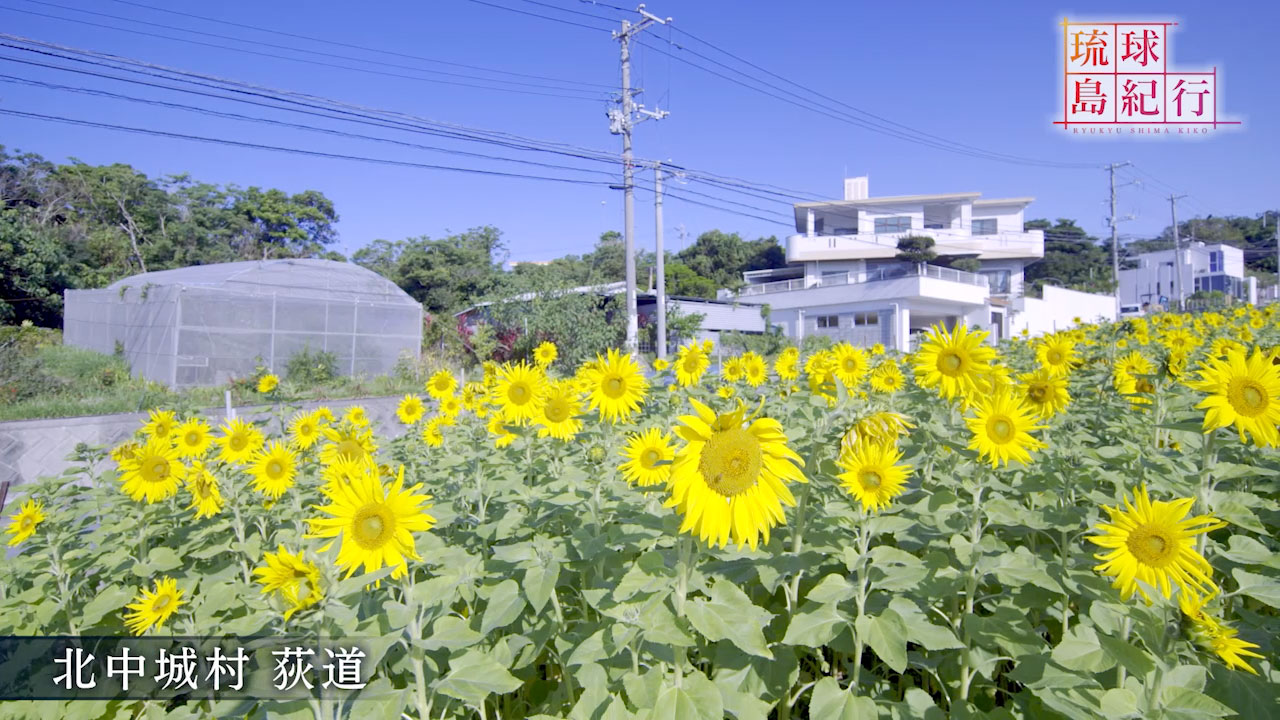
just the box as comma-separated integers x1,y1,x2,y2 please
980,270,1011,294
972,218,998,235
1209,250,1222,273
816,315,839,328
873,216,913,234
852,311,879,326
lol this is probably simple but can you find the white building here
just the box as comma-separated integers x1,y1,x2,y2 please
728,177,1116,349
1118,242,1257,309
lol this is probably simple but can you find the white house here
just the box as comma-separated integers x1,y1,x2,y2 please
728,177,1115,349
1118,242,1257,309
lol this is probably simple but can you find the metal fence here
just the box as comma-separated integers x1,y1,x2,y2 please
739,263,988,297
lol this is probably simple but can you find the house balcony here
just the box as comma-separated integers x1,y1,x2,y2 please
734,263,991,310
786,228,1044,263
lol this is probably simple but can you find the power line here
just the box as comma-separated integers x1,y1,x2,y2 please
462,0,613,32
0,3,612,101
98,0,617,89
0,107,615,185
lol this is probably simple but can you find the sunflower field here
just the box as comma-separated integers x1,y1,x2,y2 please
3,311,1280,719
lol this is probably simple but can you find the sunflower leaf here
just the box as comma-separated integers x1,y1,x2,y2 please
810,677,878,720
854,610,909,674
1231,568,1280,608
480,579,526,634
782,601,849,647
684,580,773,659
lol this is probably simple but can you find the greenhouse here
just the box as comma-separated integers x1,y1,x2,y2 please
63,259,422,388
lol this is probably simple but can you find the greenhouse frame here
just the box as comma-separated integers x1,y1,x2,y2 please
63,259,423,388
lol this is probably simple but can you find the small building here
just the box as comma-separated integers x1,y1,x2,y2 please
727,176,1114,349
1118,242,1257,308
63,259,423,387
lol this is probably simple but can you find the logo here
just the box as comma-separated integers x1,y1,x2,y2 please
1055,19,1240,135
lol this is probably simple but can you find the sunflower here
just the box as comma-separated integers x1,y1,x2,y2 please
288,410,324,450
870,343,886,356
307,465,435,579
343,405,370,429
124,577,185,635
701,339,714,354
257,373,280,393
1017,368,1071,419
185,461,223,519
487,414,517,448
439,395,463,418
426,369,458,400
665,399,806,550
1187,348,1280,447
583,349,648,423
774,348,800,381
396,394,426,425
490,361,547,424
319,425,377,466
832,344,871,389
254,546,323,621
912,324,996,401
740,352,768,387
110,440,142,467
675,342,711,387
173,418,213,459
120,436,186,503
653,357,670,372
869,362,905,393
314,406,335,424
460,381,486,411
716,385,736,399
1088,484,1225,604
421,416,445,447
216,418,263,465
5,499,45,546
1209,337,1242,359
1035,334,1080,377
842,411,915,448
533,341,558,368
141,409,178,442
836,439,912,512
964,388,1047,467
1162,327,1199,355
619,428,676,486
1177,589,1264,673
723,356,745,383
536,381,583,442
248,442,298,500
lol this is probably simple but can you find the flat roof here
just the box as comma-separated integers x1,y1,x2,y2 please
973,197,1036,206
794,191,981,210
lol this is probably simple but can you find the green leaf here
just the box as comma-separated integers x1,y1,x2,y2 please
481,579,526,634
435,649,522,707
1096,631,1154,678
854,611,908,674
146,547,182,572
810,677,878,719
1220,535,1280,569
522,561,560,614
886,597,963,651
1160,686,1235,718
419,615,481,652
781,601,848,647
1100,688,1139,717
648,687,699,720
805,573,855,605
682,669,726,720
1232,568,1280,608
1051,625,1114,674
78,585,133,628
684,580,774,659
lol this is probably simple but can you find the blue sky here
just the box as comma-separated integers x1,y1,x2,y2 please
0,0,1276,263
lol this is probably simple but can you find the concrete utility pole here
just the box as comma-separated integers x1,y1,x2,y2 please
1169,194,1188,310
610,5,670,354
1107,162,1131,308
654,162,668,359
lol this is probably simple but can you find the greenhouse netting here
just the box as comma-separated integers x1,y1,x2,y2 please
63,259,422,388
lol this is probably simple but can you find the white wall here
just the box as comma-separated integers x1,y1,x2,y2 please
1010,285,1117,337
971,203,1026,233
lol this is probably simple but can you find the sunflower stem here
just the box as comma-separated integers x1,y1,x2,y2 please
957,481,985,704
1196,431,1216,556
788,479,813,603
674,534,693,688
850,514,872,691
1116,615,1132,688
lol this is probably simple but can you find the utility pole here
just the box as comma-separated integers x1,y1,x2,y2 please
654,162,667,359
609,5,670,354
1169,194,1188,310
1106,161,1133,310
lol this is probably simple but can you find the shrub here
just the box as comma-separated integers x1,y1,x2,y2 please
285,346,338,386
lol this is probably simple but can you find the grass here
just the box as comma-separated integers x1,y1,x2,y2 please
0,327,435,422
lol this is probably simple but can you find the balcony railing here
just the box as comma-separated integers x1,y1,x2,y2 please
789,228,1044,256
737,263,988,297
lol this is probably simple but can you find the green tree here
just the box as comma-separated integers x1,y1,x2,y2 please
1023,218,1112,296
0,209,72,325
894,235,937,264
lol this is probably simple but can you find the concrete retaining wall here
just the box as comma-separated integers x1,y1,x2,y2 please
0,395,411,495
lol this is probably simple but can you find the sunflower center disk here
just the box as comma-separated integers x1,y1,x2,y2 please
353,504,393,549
1230,380,1268,416
1047,350,1063,364
544,400,570,423
860,470,882,490
153,595,171,611
698,427,762,498
641,449,661,469
988,417,1014,444
939,352,964,375
604,376,626,398
149,461,169,481
267,461,284,479
1029,386,1047,402
508,383,530,404
1127,527,1175,566
185,432,200,446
